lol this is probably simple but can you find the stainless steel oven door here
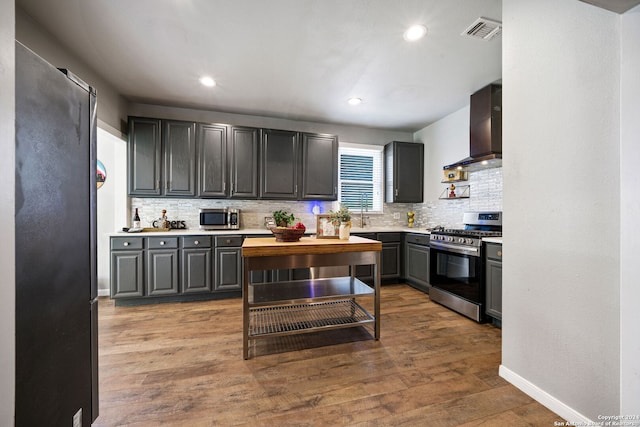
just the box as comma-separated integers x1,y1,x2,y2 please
429,246,484,313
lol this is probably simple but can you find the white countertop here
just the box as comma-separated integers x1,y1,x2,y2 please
107,227,507,243
107,226,431,237
483,237,503,244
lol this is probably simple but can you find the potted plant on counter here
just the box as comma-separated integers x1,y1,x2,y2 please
329,204,352,240
272,209,295,227
270,210,306,242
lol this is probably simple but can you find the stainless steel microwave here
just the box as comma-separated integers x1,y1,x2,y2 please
199,208,240,230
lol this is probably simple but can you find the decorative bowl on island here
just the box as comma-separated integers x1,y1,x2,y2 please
270,226,305,242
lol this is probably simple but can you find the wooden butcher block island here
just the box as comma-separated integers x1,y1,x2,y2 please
241,236,382,359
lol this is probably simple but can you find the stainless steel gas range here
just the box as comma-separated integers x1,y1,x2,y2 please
429,212,502,322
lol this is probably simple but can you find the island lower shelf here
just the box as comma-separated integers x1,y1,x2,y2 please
249,299,374,338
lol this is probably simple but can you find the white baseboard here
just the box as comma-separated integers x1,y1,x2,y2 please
499,364,592,424
97,288,110,297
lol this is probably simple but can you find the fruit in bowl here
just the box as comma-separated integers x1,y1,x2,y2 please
270,224,305,242
270,210,305,241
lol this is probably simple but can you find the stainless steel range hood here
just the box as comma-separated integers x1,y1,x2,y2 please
444,83,502,172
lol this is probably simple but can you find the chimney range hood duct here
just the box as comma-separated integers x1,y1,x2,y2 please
444,83,502,172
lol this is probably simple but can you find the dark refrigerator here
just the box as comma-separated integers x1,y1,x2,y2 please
15,42,98,426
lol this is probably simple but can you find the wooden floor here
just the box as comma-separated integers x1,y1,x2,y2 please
94,284,559,426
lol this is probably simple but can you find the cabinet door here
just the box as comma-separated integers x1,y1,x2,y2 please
260,129,299,199
385,141,424,203
146,249,179,296
182,248,212,293
230,126,260,198
405,243,430,291
215,247,242,291
128,117,162,196
110,251,144,298
381,242,401,280
197,123,228,197
485,258,503,320
300,133,338,200
163,120,196,197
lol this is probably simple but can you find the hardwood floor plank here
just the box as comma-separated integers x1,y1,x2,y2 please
94,284,559,426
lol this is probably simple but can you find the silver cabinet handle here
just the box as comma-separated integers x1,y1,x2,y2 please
123,242,129,247
194,240,199,245
160,241,165,246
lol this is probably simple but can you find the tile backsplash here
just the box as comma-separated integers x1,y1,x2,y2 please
130,167,502,231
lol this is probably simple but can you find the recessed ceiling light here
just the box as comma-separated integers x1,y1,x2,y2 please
348,97,362,106
403,24,428,41
199,76,216,87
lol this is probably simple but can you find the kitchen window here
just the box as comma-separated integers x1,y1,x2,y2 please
338,143,383,214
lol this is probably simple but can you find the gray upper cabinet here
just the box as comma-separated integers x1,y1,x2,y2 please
163,120,197,197
128,117,197,197
300,132,338,200
128,117,162,196
230,126,260,198
384,141,424,203
129,117,339,200
197,123,228,197
260,129,299,199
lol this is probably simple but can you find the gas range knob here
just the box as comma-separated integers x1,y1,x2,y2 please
446,236,454,242
458,238,465,244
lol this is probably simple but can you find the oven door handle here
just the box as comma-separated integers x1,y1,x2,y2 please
430,242,480,257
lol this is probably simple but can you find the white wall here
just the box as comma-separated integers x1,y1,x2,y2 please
501,0,621,422
97,129,128,295
0,0,15,423
619,4,640,415
414,106,470,201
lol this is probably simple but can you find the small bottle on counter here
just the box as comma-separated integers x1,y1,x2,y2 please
160,209,169,229
132,208,141,229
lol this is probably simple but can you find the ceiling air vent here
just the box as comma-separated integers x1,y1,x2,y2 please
462,17,502,41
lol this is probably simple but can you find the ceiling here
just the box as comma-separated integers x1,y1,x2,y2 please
16,0,504,132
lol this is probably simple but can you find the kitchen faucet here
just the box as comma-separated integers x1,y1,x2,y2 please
360,193,368,228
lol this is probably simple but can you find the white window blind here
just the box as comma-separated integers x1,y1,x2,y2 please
338,143,383,214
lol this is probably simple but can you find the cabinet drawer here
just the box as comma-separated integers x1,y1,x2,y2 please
182,236,212,248
377,232,401,243
111,237,143,250
147,237,178,249
485,243,502,261
215,235,243,247
405,233,429,246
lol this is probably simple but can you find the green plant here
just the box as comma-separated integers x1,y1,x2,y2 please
272,209,296,227
329,204,351,223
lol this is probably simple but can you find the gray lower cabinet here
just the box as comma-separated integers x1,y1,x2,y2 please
182,236,212,293
214,236,243,291
352,232,401,284
404,233,430,292
111,237,144,298
379,232,402,280
110,234,243,302
485,243,503,320
146,237,179,296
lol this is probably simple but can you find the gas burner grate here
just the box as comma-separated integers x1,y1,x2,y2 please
436,229,502,238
